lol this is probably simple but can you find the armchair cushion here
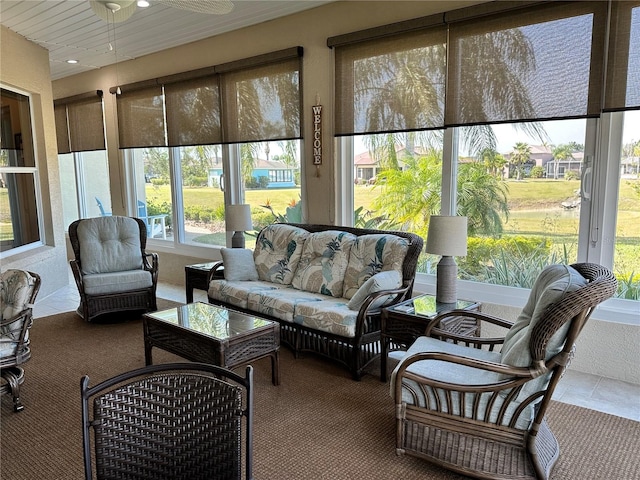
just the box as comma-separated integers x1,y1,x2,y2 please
500,264,588,368
221,248,259,281
1,269,37,324
391,336,535,429
342,234,409,299
347,270,402,311
77,217,143,274
82,270,153,295
291,230,356,297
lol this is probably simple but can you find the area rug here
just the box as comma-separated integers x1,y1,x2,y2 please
1,303,638,479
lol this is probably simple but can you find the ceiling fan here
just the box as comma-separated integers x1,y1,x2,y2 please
89,0,235,23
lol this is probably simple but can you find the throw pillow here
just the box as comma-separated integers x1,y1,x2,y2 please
347,270,402,311
221,248,259,281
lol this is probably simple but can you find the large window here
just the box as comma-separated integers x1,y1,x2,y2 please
55,91,110,228
0,87,40,254
332,1,639,313
116,48,303,250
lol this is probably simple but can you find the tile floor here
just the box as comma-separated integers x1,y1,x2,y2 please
32,276,640,422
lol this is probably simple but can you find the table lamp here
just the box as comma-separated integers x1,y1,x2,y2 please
425,215,468,304
225,204,253,248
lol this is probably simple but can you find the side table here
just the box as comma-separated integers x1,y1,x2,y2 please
185,262,217,303
381,294,480,381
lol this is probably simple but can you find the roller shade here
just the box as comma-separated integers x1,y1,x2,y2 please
116,85,165,149
53,91,105,153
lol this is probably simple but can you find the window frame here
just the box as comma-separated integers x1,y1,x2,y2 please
0,84,44,258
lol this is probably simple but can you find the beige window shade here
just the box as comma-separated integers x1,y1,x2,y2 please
116,86,165,149
605,1,640,111
334,27,447,136
53,91,105,153
164,76,222,147
220,57,301,144
446,1,607,126
54,104,71,154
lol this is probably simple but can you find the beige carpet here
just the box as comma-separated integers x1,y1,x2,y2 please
2,302,639,479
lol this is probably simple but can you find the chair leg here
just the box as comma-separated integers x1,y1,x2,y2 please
2,367,26,412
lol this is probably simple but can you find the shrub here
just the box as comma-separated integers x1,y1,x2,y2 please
564,170,580,181
530,166,545,178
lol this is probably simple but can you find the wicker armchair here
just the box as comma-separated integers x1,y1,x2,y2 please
81,363,254,480
391,263,617,480
1,269,41,412
69,216,158,321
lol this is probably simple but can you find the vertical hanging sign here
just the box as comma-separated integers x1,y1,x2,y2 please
312,101,322,176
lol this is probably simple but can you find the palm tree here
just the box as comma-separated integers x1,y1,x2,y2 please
551,144,575,180
510,142,531,180
479,147,507,178
371,150,509,238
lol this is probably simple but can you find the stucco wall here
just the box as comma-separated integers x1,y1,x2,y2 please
0,26,68,298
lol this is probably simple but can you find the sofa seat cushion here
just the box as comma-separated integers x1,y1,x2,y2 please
0,338,24,357
253,224,309,285
247,288,325,323
390,336,534,430
291,230,356,297
293,298,357,338
82,270,153,295
208,280,283,310
77,216,144,274
343,234,409,299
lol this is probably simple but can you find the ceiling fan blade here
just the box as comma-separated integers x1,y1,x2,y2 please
89,0,137,23
158,0,234,15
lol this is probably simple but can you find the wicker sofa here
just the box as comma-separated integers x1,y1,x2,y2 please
207,223,423,380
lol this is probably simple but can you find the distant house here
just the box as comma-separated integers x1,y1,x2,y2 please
502,145,583,179
621,156,640,177
353,146,428,183
208,158,296,189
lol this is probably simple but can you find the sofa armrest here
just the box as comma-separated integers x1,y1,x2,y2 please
354,282,412,337
206,261,225,285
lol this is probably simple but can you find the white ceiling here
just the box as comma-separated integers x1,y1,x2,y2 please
0,0,333,81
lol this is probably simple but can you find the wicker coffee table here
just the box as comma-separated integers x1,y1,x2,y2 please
143,302,280,385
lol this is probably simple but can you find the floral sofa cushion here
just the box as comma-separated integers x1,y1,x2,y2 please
208,280,283,310
247,288,324,323
291,230,356,297
253,224,309,285
342,234,409,299
293,298,358,338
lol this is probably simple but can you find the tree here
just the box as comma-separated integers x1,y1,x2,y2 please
144,148,169,180
371,150,509,238
509,142,531,180
551,144,575,180
479,147,507,178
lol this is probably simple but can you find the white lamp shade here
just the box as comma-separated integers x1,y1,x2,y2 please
225,204,253,232
425,215,468,257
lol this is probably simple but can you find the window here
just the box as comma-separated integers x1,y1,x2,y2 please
0,87,41,254
54,91,110,227
332,1,639,314
115,48,303,250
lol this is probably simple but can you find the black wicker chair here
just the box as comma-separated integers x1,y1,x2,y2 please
69,216,158,321
81,363,254,480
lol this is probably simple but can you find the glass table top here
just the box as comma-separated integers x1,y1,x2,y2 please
146,302,272,340
392,294,476,318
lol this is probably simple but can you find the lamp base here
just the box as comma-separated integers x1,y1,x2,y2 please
231,231,245,249
436,256,458,304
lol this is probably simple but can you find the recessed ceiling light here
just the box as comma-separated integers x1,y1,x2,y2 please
66,59,79,64
137,1,150,7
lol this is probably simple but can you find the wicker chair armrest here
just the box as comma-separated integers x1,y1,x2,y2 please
0,309,31,329
142,252,158,272
424,309,513,342
70,259,84,289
